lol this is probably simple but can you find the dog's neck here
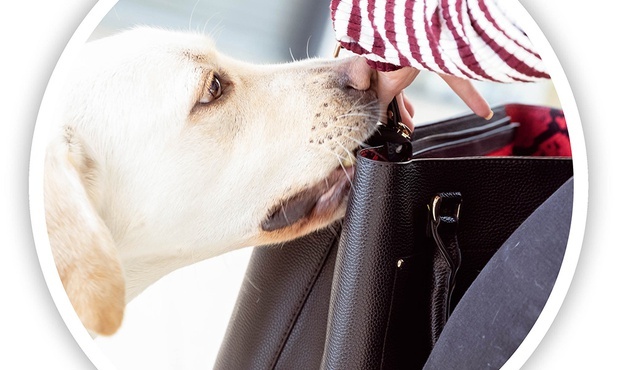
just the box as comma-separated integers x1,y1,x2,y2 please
117,244,214,302
116,234,246,302
122,256,185,302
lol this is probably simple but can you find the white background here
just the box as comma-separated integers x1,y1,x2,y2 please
1,0,615,369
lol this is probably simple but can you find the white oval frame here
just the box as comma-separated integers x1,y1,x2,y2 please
28,1,588,369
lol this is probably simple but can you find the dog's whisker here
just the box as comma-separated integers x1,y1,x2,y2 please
111,7,120,21
188,0,203,31
354,100,381,116
245,274,262,293
334,139,355,163
330,124,363,131
338,152,349,180
349,96,368,112
203,16,224,40
281,198,292,226
333,140,355,187
313,144,347,159
335,112,374,119
334,155,352,186
342,134,371,149
289,48,297,62
338,103,381,122
314,146,354,189
305,36,312,59
349,98,381,111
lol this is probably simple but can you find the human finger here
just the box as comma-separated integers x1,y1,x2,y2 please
376,67,420,123
396,93,414,131
376,67,420,103
440,74,493,119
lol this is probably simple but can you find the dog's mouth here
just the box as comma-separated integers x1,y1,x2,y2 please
261,162,356,232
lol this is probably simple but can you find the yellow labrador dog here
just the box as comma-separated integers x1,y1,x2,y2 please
44,27,382,336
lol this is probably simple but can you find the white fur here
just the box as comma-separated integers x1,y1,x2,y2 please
44,27,380,335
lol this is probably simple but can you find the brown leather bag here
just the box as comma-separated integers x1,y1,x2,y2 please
214,104,573,370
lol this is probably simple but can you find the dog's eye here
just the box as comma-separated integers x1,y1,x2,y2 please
199,73,223,104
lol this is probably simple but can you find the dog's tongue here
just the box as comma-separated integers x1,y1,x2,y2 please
261,190,320,231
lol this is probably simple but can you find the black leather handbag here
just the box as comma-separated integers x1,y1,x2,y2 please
214,103,573,370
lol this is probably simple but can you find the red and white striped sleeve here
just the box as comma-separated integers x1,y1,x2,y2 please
330,0,549,82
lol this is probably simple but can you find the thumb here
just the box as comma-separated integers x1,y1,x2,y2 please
376,67,420,105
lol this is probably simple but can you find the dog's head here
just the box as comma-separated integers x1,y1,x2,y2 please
44,27,382,335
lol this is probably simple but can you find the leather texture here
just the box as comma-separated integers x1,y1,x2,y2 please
321,155,572,370
215,104,574,370
214,224,340,370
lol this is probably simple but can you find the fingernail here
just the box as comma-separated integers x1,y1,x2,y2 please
484,110,494,120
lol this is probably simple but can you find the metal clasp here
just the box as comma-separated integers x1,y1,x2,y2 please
431,193,462,224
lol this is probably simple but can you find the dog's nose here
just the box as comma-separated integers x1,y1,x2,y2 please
342,57,374,91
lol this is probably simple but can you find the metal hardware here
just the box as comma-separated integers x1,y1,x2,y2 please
431,194,462,224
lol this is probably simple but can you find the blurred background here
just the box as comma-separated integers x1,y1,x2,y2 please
91,0,560,369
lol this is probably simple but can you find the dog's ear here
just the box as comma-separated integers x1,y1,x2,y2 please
44,133,125,336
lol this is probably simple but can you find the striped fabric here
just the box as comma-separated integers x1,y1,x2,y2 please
330,0,549,82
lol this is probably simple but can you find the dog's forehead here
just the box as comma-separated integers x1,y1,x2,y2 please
183,51,218,66
152,29,214,58
88,27,218,66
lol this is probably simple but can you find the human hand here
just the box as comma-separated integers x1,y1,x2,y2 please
375,66,494,130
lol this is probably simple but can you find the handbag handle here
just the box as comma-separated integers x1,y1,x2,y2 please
365,99,414,162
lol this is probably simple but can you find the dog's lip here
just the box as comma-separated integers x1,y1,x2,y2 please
261,166,355,232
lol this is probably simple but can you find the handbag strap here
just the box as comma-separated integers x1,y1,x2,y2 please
427,192,463,347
